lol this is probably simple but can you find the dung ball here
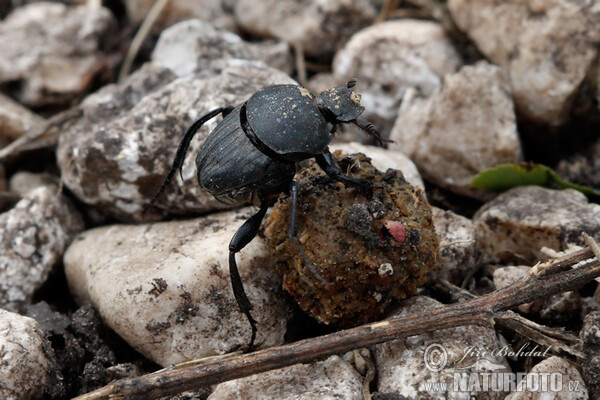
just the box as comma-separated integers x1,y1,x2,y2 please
264,152,439,326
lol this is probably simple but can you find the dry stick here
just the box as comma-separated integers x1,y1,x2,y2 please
293,43,307,87
118,0,169,82
74,246,598,400
430,278,584,358
0,107,82,162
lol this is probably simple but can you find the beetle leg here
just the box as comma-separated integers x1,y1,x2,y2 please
228,199,268,352
316,151,373,197
143,106,234,213
289,180,328,285
352,119,393,147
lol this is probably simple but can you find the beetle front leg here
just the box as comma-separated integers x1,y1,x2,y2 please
315,150,373,197
289,180,327,285
352,119,392,147
228,199,268,352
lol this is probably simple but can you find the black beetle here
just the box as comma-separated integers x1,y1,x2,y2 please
146,80,385,350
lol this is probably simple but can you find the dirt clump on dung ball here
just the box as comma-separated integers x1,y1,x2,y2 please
264,152,439,326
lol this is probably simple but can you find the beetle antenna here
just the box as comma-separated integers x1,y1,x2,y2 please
143,106,234,213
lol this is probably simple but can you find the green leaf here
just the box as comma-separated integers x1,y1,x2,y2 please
471,163,600,197
471,163,551,192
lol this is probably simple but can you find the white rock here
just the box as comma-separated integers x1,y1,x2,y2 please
0,93,45,148
330,142,424,189
0,309,52,400
505,357,587,400
390,61,522,198
449,0,600,126
8,172,58,196
473,186,600,263
57,60,296,222
373,296,509,400
431,207,480,285
151,19,293,78
333,20,462,132
234,0,377,57
125,0,236,33
0,2,117,106
0,186,84,311
64,208,289,367
208,355,363,400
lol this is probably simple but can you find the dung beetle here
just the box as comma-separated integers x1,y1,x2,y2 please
146,79,385,350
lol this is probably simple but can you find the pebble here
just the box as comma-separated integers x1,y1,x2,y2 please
63,208,289,367
373,296,509,400
0,309,53,400
449,0,600,126
473,186,600,263
151,19,293,78
333,19,462,132
0,2,117,106
125,0,237,33
390,61,522,198
504,357,587,400
234,0,377,58
0,186,84,311
431,207,480,285
208,355,363,400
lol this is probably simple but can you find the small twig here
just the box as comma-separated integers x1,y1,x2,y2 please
376,0,401,23
495,312,584,358
293,43,307,86
73,240,600,400
430,278,585,358
0,107,82,162
118,0,169,82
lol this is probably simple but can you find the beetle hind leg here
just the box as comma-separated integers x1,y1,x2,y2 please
228,199,269,352
143,106,234,213
289,180,328,285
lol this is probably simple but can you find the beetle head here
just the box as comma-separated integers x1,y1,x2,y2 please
316,79,365,123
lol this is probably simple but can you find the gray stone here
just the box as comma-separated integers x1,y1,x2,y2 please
9,171,59,196
0,186,84,311
234,0,377,58
373,296,509,400
581,311,600,346
333,19,462,133
151,19,293,78
473,186,600,263
557,138,600,189
125,0,236,33
0,309,53,400
505,357,587,399
0,2,117,106
431,207,480,285
390,61,522,198
449,0,600,126
63,208,290,367
208,355,363,400
57,60,296,222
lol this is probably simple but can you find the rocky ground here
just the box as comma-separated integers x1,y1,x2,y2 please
0,1,599,399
